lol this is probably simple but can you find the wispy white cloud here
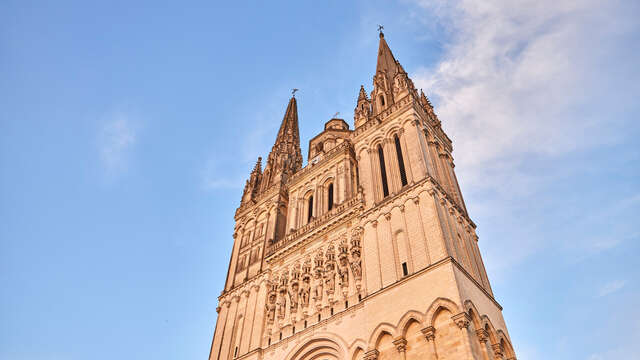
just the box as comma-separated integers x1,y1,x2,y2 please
597,279,627,297
410,0,639,191
98,112,137,178
406,0,640,273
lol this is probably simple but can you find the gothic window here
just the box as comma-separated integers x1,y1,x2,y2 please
327,183,334,211
394,135,408,187
307,195,314,223
377,145,389,198
379,94,385,106
236,255,246,272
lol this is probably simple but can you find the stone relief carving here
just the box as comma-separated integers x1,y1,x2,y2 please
289,263,300,313
277,271,288,319
324,244,336,301
313,250,324,306
266,277,278,325
300,257,311,309
337,235,350,296
350,226,364,290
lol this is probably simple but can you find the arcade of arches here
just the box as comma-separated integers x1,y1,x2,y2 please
284,298,515,360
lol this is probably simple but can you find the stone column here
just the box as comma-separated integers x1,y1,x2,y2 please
476,329,491,360
452,312,475,360
393,337,408,360
421,326,438,359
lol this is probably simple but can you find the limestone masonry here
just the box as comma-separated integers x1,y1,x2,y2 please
208,32,517,360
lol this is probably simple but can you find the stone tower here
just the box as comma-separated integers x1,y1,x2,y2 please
209,32,517,360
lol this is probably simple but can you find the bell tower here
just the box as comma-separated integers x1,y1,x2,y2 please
209,31,517,360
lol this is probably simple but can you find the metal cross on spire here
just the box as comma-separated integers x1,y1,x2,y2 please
377,24,384,34
292,88,299,97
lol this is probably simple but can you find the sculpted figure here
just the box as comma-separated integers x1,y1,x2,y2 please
299,275,311,307
338,236,350,290
338,256,349,289
266,292,276,324
324,262,336,296
313,269,324,301
289,282,299,311
350,251,362,280
276,290,286,319
324,244,336,297
350,226,363,282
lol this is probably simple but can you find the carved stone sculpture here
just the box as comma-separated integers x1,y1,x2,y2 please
300,274,311,308
338,236,350,293
289,282,299,312
313,269,324,302
350,251,362,281
266,291,276,324
277,289,286,319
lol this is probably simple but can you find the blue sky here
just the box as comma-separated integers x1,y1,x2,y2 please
1,1,639,359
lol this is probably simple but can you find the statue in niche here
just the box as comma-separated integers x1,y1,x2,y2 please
266,292,276,324
338,236,350,292
350,251,362,281
313,268,324,302
277,270,288,319
300,257,312,308
300,274,311,308
313,249,325,305
289,262,300,312
350,227,364,287
324,244,336,299
289,282,299,312
324,262,336,297
266,277,278,324
277,289,287,319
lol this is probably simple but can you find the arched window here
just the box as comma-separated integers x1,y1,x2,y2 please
327,183,334,211
394,135,408,187
307,195,314,222
379,95,385,106
378,145,389,198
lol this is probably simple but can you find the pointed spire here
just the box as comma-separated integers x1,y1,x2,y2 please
357,85,369,101
375,31,401,82
241,156,263,205
262,96,303,190
252,156,262,175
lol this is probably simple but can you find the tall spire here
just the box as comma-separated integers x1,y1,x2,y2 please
261,96,303,190
357,85,369,101
375,31,401,86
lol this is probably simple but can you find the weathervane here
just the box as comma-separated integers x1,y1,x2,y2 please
332,112,340,118
292,88,299,97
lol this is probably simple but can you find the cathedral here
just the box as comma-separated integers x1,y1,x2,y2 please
208,31,517,360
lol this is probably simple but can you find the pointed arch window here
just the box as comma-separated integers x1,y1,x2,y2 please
307,195,314,223
379,95,386,106
377,145,389,198
327,183,334,211
394,135,408,187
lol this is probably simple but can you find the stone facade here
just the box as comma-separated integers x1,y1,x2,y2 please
208,32,517,360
